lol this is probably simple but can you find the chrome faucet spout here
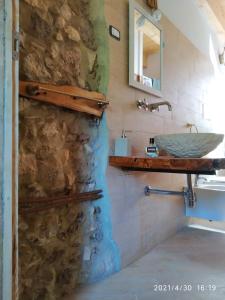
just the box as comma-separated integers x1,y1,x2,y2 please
137,100,172,112
148,101,172,112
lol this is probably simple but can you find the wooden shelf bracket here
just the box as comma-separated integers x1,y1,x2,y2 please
19,81,109,117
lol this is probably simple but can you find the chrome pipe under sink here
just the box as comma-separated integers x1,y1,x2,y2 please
145,174,196,208
144,186,184,196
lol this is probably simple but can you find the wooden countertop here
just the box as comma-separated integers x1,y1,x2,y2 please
109,156,225,175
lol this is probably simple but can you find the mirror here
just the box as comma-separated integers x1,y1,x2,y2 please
129,0,163,97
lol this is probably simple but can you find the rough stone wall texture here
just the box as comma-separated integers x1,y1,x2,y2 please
20,0,98,90
19,1,119,299
19,99,94,199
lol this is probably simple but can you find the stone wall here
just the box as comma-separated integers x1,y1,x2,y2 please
19,1,119,299
20,0,98,89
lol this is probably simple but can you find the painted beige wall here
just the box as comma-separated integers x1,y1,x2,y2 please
105,0,223,267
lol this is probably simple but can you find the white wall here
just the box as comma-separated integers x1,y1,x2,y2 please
158,0,219,58
105,0,222,267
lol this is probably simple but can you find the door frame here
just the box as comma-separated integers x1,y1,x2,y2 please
0,0,19,299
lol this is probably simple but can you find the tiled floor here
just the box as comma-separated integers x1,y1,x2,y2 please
66,226,225,300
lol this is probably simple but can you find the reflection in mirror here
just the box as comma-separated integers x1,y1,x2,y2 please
129,0,163,97
134,9,161,91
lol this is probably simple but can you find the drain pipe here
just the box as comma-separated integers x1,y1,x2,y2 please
186,174,196,208
144,174,196,208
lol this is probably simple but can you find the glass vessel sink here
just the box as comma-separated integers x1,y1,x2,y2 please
155,133,224,158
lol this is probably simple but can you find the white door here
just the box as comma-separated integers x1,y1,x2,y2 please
0,0,19,299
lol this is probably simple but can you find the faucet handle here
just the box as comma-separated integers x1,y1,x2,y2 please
186,123,199,133
137,100,143,109
137,99,149,110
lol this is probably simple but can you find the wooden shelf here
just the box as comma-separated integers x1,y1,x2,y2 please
19,81,109,117
109,156,225,175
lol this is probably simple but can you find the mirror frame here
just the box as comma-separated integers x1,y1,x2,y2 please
129,0,163,97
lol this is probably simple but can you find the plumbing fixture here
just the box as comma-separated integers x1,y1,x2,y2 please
144,174,196,208
137,99,172,112
186,123,199,133
148,101,172,112
144,186,184,196
186,174,195,208
137,99,149,111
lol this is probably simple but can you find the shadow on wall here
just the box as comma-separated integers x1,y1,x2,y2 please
19,0,120,299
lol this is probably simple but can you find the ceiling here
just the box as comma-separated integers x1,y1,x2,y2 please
197,0,225,48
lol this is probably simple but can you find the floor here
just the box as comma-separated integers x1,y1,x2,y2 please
66,226,225,300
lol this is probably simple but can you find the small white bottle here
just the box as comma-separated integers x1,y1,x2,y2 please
145,138,158,158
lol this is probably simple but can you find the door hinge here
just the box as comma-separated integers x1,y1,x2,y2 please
12,31,20,61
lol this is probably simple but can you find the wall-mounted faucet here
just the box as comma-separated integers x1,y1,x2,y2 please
137,99,172,112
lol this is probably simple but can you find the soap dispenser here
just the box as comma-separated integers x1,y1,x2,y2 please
114,130,131,157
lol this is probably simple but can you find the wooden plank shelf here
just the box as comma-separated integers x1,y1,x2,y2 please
19,81,109,117
109,156,225,175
